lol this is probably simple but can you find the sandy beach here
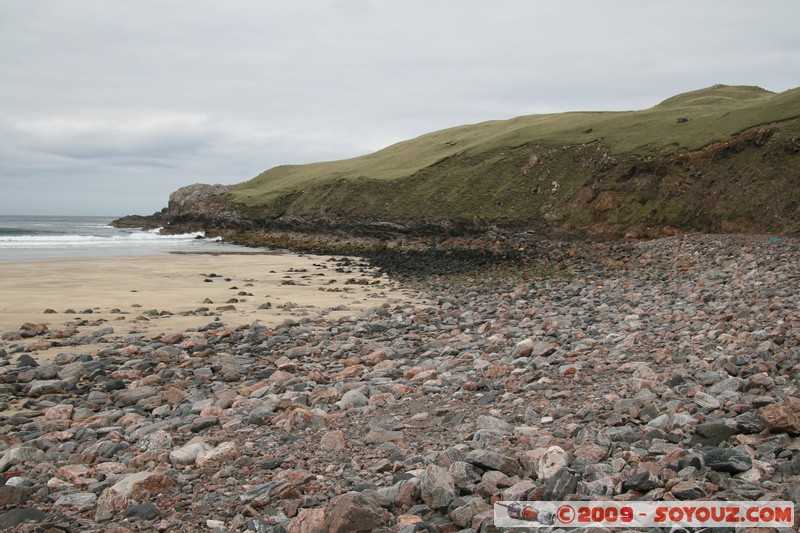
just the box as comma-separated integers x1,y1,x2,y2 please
0,251,418,364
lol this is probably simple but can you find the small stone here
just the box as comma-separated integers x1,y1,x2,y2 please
196,441,240,468
113,386,159,407
0,486,29,507
111,472,158,499
245,517,271,532
475,414,513,433
27,379,67,396
419,464,457,510
605,425,638,442
136,429,174,452
670,480,706,500
511,338,535,357
240,479,292,507
130,474,176,501
702,446,753,473
0,446,46,472
15,353,39,368
320,430,347,451
502,480,537,501
694,391,721,410
449,461,483,489
542,467,579,501
465,449,519,476
57,361,88,381
325,491,391,533
530,341,557,357
283,407,328,432
573,442,608,462
536,446,570,481
337,389,369,410
55,491,98,511
162,332,184,344
692,418,739,446
759,398,800,435
169,441,213,466
96,487,131,522
287,508,326,533
125,502,158,520
190,416,220,432
450,498,492,528
622,471,660,492
0,508,48,530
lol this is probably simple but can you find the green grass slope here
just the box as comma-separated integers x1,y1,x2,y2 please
225,85,800,235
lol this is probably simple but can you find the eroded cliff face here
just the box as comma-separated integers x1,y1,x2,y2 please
167,184,233,216
112,183,246,232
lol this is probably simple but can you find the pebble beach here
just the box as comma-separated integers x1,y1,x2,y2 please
0,234,799,532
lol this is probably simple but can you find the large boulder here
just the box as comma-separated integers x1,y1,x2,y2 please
167,183,233,216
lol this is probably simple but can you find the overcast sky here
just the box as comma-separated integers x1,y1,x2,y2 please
1,1,798,216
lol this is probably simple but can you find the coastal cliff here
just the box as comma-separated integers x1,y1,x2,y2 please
114,85,800,253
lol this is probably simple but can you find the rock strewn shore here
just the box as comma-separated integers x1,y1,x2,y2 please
0,234,798,532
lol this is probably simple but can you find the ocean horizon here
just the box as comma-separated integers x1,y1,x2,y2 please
0,214,254,260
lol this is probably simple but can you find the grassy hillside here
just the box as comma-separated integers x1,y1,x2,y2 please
222,85,800,235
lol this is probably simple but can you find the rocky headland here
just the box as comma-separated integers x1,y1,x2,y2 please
113,85,800,246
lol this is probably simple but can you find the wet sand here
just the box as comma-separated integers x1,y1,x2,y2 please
0,251,419,365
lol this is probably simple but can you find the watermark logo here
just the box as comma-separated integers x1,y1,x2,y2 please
494,500,795,528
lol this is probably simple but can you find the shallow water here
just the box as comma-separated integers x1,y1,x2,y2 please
0,215,255,260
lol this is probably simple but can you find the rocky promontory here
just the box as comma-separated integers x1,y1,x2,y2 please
113,85,800,246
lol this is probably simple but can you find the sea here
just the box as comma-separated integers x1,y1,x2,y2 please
0,215,254,261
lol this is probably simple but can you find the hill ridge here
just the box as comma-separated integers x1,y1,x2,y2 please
115,85,800,242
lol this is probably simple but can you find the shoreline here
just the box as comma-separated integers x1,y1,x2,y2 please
0,235,798,530
0,251,421,364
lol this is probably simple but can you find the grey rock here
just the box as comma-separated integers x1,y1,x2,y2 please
240,479,291,507
450,497,491,528
536,446,569,481
245,516,271,532
671,480,706,500
111,471,157,499
465,449,519,476
27,379,68,396
692,418,738,446
15,353,39,368
0,508,48,529
56,361,88,381
622,471,660,492
136,429,174,451
55,491,98,510
475,414,513,433
124,502,159,520
449,461,483,489
113,386,159,407
0,446,46,473
702,446,753,473
693,391,721,410
419,464,456,510
169,441,213,466
325,491,391,533
604,425,638,443
337,389,369,410
168,183,233,216
542,467,579,501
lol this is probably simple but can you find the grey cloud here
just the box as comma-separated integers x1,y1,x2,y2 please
11,115,218,161
0,0,799,215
